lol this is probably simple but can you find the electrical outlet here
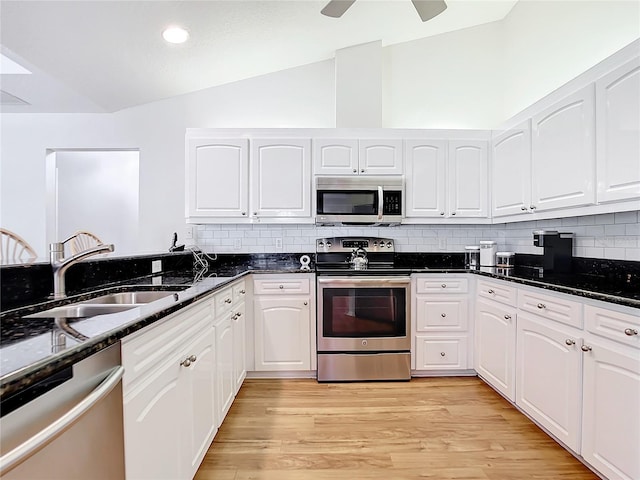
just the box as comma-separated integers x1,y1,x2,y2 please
185,225,194,240
275,238,283,249
234,238,242,250
151,260,162,273
438,237,447,250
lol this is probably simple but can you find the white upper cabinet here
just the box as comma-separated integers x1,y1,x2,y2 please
531,85,596,212
251,138,312,219
186,138,249,219
404,139,447,218
596,58,640,204
448,140,488,218
313,139,403,175
492,121,533,217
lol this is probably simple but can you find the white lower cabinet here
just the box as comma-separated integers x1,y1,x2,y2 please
214,309,234,425
122,297,216,480
516,313,582,452
474,297,517,401
581,339,640,480
232,301,247,394
253,274,314,371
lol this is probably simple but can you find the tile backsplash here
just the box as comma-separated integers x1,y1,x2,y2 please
194,212,639,261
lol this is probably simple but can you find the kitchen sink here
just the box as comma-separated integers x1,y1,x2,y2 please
25,304,140,319
82,291,182,305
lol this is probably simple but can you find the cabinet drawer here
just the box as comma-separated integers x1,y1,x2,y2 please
232,280,247,304
585,305,640,348
215,287,234,314
253,277,310,295
518,289,582,329
415,277,468,294
477,279,517,306
415,336,468,370
122,297,213,389
415,296,468,332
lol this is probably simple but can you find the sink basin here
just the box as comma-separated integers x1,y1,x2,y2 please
82,291,182,305
25,304,140,319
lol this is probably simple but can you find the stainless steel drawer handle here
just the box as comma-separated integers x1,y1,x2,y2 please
624,328,638,336
537,303,546,309
565,339,576,346
487,289,495,295
581,345,592,352
181,358,192,367
441,313,446,318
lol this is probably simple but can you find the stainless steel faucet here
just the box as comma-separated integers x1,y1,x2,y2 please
49,238,114,299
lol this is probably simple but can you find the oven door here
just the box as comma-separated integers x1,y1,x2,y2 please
317,276,411,352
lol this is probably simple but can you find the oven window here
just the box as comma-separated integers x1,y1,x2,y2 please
317,191,377,215
322,287,406,337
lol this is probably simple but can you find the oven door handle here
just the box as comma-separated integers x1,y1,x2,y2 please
318,277,411,285
377,186,384,221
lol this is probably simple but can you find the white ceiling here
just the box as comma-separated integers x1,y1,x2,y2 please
0,0,518,113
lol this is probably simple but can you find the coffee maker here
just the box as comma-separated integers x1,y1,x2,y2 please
533,230,573,273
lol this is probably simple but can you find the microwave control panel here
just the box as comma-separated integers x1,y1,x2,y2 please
383,191,402,215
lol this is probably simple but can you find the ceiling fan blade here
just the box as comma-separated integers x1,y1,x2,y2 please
411,0,447,22
321,0,356,18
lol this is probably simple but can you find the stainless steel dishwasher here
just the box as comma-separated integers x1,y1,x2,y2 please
0,343,125,479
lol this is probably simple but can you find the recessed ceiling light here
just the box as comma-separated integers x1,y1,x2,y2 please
162,27,189,44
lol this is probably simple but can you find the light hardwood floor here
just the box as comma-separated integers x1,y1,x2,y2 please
195,377,598,480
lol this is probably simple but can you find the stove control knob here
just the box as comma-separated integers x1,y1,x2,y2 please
326,242,332,247
386,242,392,248
318,241,324,248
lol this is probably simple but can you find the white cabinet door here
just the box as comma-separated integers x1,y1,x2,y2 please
516,314,582,452
215,313,235,426
186,138,249,219
475,298,517,401
582,340,640,480
596,58,640,204
531,85,596,211
184,327,217,479
254,296,311,371
232,301,247,395
358,139,403,175
448,140,488,218
492,121,533,217
251,138,312,219
123,356,183,480
404,139,447,218
313,139,359,175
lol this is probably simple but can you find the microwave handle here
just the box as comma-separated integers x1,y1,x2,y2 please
377,186,383,221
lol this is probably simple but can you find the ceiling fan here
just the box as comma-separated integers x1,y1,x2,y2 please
321,0,447,22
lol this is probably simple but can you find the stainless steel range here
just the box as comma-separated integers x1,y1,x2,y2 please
315,237,411,382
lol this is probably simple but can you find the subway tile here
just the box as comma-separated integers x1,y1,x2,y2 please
561,217,579,226
626,223,640,235
594,213,615,225
585,225,605,236
583,247,604,257
614,236,638,248
625,248,640,261
578,215,596,225
615,211,638,224
604,224,626,235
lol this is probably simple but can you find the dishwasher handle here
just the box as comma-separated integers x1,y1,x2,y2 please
0,365,124,475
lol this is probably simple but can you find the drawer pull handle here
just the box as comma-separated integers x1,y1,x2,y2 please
440,352,446,357
537,303,546,309
304,301,308,306
487,289,495,295
441,313,446,318
232,313,238,320
441,284,447,288
565,339,575,346
624,328,638,336
504,315,511,320
521,206,527,211
181,355,196,368
225,298,232,304
236,312,242,317
189,355,197,362
440,212,445,216
581,345,592,352
240,289,246,294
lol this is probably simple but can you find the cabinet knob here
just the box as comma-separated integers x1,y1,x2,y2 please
304,301,308,306
451,212,456,216
441,313,447,318
279,285,284,289
581,345,592,352
441,284,447,288
624,328,638,336
253,212,258,216
440,212,445,216
240,289,246,294
487,289,495,295
504,315,511,320
225,298,232,303
530,205,536,210
537,303,546,309
236,312,242,317
353,169,357,173
440,352,446,357
189,355,197,362
232,313,238,320
180,358,192,368
361,169,365,173
521,207,527,211
242,212,246,216
565,339,576,346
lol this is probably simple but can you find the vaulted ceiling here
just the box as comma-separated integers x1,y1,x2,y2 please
0,0,518,113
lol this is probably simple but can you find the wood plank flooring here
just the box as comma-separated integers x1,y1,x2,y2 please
194,377,598,480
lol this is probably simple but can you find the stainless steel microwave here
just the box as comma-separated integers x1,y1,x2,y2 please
315,176,404,225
